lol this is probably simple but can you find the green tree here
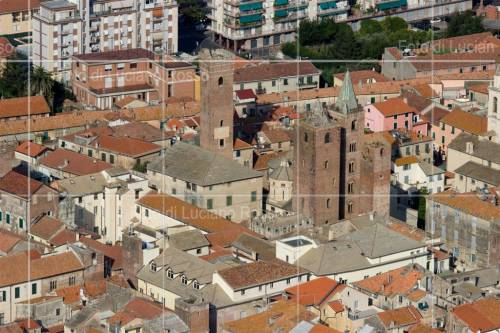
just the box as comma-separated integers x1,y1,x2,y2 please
31,66,54,101
446,10,484,37
381,16,407,33
358,19,383,36
0,52,28,98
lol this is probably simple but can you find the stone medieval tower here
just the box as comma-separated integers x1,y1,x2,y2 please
199,48,234,159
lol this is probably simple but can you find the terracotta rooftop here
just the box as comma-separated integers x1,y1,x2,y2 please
233,138,253,150
235,89,257,100
328,300,345,313
0,230,22,253
441,108,488,135
0,0,41,14
284,277,344,306
429,190,500,222
49,229,78,247
0,95,50,119
30,216,64,241
468,83,489,94
0,170,43,199
94,135,162,157
39,148,113,176
79,237,122,268
0,251,83,287
138,191,254,234
234,61,320,83
218,260,306,290
377,306,422,328
353,266,423,298
451,297,500,332
114,96,140,108
334,70,389,84
15,141,48,158
371,97,418,117
409,50,499,72
423,32,499,52
223,301,316,333
408,323,442,333
394,155,419,166
108,298,164,325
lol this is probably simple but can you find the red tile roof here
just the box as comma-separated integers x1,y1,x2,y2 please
233,138,253,150
0,251,83,287
236,89,257,100
377,306,422,328
0,96,50,119
0,230,22,253
108,298,164,325
0,0,41,14
334,70,389,84
79,237,123,269
30,216,64,241
39,149,113,176
49,229,78,247
284,277,343,307
372,97,418,117
15,141,48,157
327,300,345,313
94,135,162,157
0,170,43,199
310,324,342,333
441,108,488,135
218,260,306,290
452,297,500,332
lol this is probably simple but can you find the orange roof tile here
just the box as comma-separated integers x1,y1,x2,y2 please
0,230,22,253
39,149,113,176
468,83,489,95
0,170,43,199
407,289,427,302
377,306,422,328
353,266,423,299
49,229,78,246
0,96,50,119
395,155,418,166
328,300,345,313
284,277,342,306
372,97,418,117
441,108,488,135
108,298,164,325
429,190,500,222
95,135,162,157
310,324,343,333
334,70,389,84
0,0,41,14
30,216,64,241
234,138,253,150
452,297,500,332
408,323,441,333
15,141,48,157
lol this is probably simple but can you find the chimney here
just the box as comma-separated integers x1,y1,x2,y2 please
63,159,69,167
466,142,474,154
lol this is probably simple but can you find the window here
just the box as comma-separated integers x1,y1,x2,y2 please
351,120,357,131
218,77,224,86
167,269,174,279
393,123,398,129
348,202,353,213
130,62,137,69
104,64,112,71
0,291,6,301
451,126,455,134
347,182,354,194
145,209,149,217
50,280,57,291
109,155,114,164
251,191,257,202
0,211,2,222
135,189,140,199
324,132,331,143
117,63,125,70
18,218,24,229
69,276,76,286
349,142,357,152
207,199,213,209
193,280,200,289
283,78,288,85
226,196,232,206
270,282,274,289
101,153,106,161
348,161,355,173
240,289,245,295
324,160,329,169
326,198,331,208
136,206,140,214
181,275,188,285
56,308,60,316
31,283,37,295
304,132,308,142
6,213,10,225
88,149,93,157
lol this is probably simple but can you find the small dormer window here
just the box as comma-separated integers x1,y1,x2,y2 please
167,269,174,279
150,262,157,271
181,275,188,285
193,280,200,289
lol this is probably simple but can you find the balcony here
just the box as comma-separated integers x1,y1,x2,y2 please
376,0,407,10
224,15,264,29
298,80,318,88
318,5,349,16
273,10,306,22
224,0,263,6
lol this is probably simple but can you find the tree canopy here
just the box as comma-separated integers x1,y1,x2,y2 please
446,10,485,37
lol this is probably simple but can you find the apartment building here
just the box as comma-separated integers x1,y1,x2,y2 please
426,190,500,271
32,0,179,81
0,171,59,233
0,0,40,35
207,0,349,51
147,142,263,222
55,168,149,243
0,250,84,324
71,48,195,110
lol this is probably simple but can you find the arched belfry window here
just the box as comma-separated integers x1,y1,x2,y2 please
218,77,224,86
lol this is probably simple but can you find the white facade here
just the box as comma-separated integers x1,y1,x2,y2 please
275,236,318,264
488,67,500,142
392,162,445,194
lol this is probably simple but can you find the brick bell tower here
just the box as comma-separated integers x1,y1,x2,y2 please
199,48,234,159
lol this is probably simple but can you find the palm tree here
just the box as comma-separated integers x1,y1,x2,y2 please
30,65,54,110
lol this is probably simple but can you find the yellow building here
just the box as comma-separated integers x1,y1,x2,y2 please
0,0,40,35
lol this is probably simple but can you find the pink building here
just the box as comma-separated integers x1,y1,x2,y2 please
365,98,419,133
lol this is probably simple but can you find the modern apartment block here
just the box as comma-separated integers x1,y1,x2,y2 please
32,0,178,81
207,0,349,51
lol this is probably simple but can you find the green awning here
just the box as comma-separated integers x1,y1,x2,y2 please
274,0,289,5
239,13,262,23
319,1,337,10
240,2,263,11
275,9,288,17
376,0,407,10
